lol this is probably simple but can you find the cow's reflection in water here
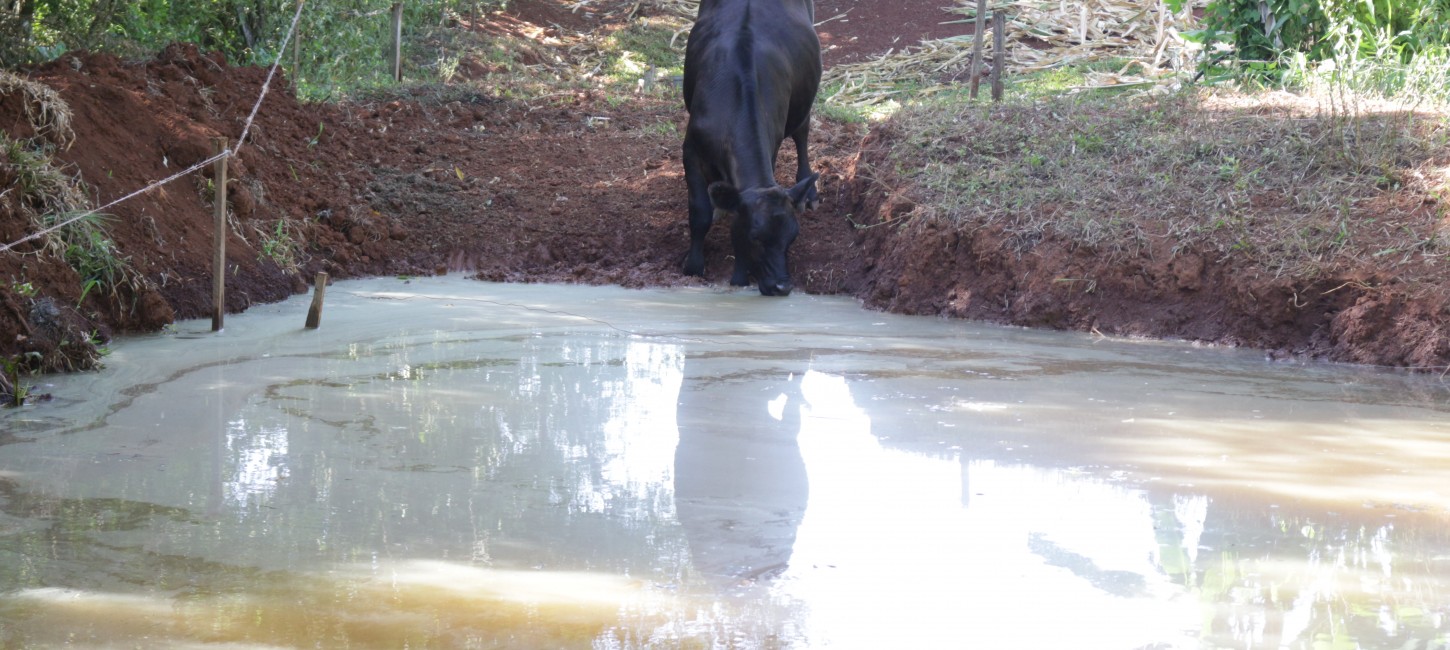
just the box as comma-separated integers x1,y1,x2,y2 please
674,369,808,583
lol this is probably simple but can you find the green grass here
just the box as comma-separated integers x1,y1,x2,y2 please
604,19,685,73
814,86,871,123
866,86,1450,284
51,212,133,305
1003,59,1141,100
591,17,687,98
257,218,304,273
337,9,691,109
1280,45,1450,114
3,135,138,304
643,119,678,137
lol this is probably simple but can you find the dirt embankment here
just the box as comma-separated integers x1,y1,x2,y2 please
3,45,405,378
843,117,1449,369
2,7,1447,386
0,41,868,379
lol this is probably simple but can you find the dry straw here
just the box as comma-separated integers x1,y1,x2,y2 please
826,0,1208,107
645,0,1207,107
0,69,76,148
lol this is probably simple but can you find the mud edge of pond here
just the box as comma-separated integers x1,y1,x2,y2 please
2,45,1447,379
840,131,1450,371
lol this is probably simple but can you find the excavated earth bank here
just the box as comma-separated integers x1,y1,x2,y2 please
1,0,1446,386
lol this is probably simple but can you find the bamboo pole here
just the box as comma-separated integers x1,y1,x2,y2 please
305,271,328,329
292,0,302,81
391,3,403,82
991,12,1006,101
212,137,228,332
969,0,987,99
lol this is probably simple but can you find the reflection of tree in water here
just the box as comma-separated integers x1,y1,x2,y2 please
835,372,1450,648
212,334,693,575
0,476,254,592
222,420,288,511
1188,506,1450,650
674,365,808,583
503,338,687,560
446,336,690,571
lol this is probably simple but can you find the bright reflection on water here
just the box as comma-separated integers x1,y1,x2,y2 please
1,277,1448,649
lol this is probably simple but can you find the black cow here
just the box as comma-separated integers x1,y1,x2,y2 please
681,0,822,297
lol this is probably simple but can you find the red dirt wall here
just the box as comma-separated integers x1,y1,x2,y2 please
2,8,1447,379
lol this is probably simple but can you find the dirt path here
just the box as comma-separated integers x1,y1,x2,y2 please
2,0,1446,383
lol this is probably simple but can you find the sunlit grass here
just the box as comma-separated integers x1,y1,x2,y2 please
853,84,1450,289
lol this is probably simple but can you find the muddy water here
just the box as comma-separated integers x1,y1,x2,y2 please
1,277,1447,649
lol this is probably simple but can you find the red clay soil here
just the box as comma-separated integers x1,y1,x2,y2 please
1,0,1447,388
815,0,970,65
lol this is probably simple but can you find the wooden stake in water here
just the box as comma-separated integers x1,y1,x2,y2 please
305,271,328,329
212,137,228,332
391,3,404,82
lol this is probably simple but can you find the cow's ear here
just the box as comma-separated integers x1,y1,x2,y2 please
787,172,820,209
708,182,742,211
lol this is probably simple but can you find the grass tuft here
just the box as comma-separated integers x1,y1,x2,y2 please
256,218,307,273
2,134,140,302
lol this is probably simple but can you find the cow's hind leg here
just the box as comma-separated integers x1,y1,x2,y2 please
790,121,818,210
682,140,713,277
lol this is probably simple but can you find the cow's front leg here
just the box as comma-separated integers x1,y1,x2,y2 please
682,141,713,276
708,182,754,287
729,214,755,287
790,122,819,210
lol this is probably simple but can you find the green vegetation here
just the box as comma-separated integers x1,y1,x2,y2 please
1200,0,1450,107
869,87,1448,280
4,0,269,64
2,1,506,98
525,14,690,103
2,65,144,329
1201,0,1450,66
814,83,871,124
1004,58,1142,100
326,1,688,102
51,211,134,305
809,0,1449,301
596,17,685,86
3,135,139,304
1,352,36,406
1,0,698,101
257,217,303,272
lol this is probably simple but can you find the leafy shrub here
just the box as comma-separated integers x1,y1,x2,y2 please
1203,0,1450,66
2,0,502,98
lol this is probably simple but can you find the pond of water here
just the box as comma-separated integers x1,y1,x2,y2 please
1,277,1448,649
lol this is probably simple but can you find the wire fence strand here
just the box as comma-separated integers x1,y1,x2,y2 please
0,0,309,256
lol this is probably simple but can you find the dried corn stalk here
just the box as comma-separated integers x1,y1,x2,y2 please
629,0,1205,106
832,0,1206,106
646,0,702,18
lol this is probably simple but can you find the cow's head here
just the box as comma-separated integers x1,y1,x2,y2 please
709,173,819,296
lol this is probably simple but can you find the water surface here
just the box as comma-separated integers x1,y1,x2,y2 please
1,277,1448,648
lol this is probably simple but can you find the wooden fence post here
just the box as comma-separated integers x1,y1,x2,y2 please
991,12,1006,102
212,138,228,332
305,271,328,329
292,0,302,81
391,3,403,82
969,0,987,99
